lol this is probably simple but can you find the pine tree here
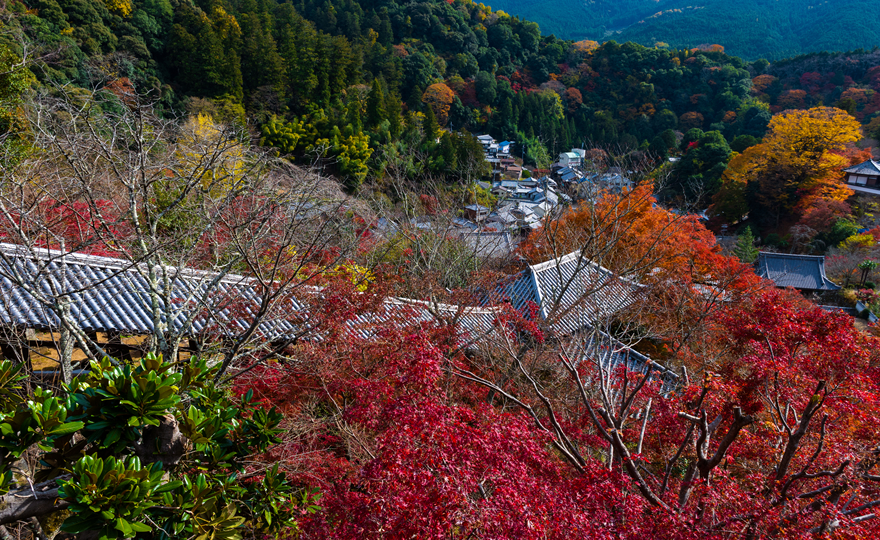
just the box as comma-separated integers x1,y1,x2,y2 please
733,227,759,264
366,78,386,128
385,93,402,138
422,106,440,147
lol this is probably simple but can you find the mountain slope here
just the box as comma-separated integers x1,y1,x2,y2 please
488,0,880,60
486,0,678,41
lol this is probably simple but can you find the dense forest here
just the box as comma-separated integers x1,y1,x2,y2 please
489,0,880,61
4,0,880,190
4,0,880,258
1,0,772,188
1,0,880,248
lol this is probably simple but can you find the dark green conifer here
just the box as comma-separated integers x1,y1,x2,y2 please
366,78,386,128
733,227,759,264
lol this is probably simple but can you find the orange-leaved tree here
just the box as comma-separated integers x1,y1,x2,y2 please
519,184,762,360
422,83,455,126
712,106,861,228
521,184,739,283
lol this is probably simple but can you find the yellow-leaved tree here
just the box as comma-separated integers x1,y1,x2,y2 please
335,132,372,188
176,113,247,193
104,0,132,16
711,107,861,227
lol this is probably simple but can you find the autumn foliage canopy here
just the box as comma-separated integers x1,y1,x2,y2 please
712,107,862,227
233,276,880,539
217,180,880,538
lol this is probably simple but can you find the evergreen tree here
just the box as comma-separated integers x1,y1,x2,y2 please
475,71,497,105
366,78,386,128
385,92,403,138
422,106,440,147
733,227,759,264
344,96,363,133
649,136,669,159
448,96,470,130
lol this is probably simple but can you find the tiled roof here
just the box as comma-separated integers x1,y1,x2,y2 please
491,251,639,334
0,244,669,385
579,332,678,387
843,160,880,175
0,244,505,346
459,231,515,259
0,244,303,339
756,252,840,291
348,298,499,344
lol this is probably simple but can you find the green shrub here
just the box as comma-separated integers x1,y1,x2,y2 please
0,355,311,538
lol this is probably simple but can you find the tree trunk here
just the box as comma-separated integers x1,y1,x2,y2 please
58,299,74,386
0,485,68,526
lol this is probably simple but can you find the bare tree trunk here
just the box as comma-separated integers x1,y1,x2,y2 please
57,299,73,385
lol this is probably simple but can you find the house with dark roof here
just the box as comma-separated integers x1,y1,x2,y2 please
482,250,677,386
756,252,840,291
488,251,642,334
0,243,309,371
843,160,880,195
463,204,490,222
0,243,505,373
476,134,495,150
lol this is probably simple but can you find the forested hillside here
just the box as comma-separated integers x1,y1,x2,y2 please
481,0,677,41
489,0,880,61
3,0,769,188
4,0,880,231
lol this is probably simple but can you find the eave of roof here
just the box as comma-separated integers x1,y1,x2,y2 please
843,160,880,175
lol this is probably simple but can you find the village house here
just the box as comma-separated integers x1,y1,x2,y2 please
463,204,490,222
555,148,586,168
484,155,522,181
558,151,582,168
0,243,667,386
566,168,634,200
479,177,569,234
458,230,516,261
843,159,880,195
476,134,495,151
484,207,518,231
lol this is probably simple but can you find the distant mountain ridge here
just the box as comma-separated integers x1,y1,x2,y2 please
488,0,880,60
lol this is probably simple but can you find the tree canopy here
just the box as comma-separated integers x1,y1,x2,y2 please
712,106,862,227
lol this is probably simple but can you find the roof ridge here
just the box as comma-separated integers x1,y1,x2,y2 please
387,297,502,315
0,242,134,270
758,251,824,260
528,250,585,273
0,243,257,286
843,159,880,173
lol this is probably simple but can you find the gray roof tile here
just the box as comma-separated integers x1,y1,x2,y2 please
756,252,840,291
492,251,640,334
0,244,671,385
0,244,301,339
843,160,880,175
